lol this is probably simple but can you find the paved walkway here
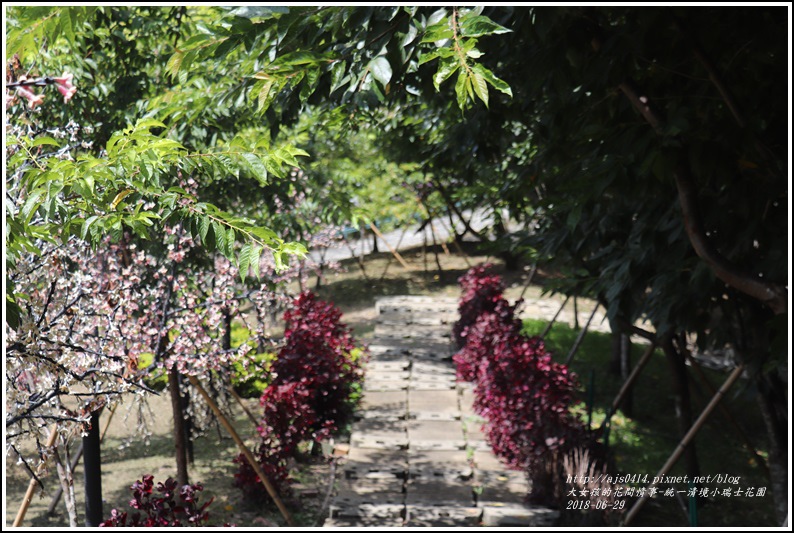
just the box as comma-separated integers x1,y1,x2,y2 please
322,296,559,527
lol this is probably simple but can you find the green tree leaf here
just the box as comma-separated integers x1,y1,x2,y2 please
369,56,392,88
459,14,511,38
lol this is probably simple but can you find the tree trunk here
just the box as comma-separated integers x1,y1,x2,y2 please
180,373,194,465
610,326,634,416
168,368,189,487
82,410,103,526
662,335,700,481
619,334,633,417
53,442,78,527
756,370,788,523
609,323,622,376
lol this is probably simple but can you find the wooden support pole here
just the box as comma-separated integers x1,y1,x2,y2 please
188,376,295,527
13,425,59,527
517,263,538,301
369,223,412,271
541,295,570,339
683,350,769,476
436,209,472,267
229,387,260,427
428,219,444,277
623,364,745,526
429,219,450,255
565,303,600,366
378,224,410,281
598,342,656,436
342,236,370,281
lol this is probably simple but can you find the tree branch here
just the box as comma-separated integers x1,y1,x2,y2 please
595,40,788,315
674,160,787,314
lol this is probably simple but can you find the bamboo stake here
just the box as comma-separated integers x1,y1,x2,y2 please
541,295,570,339
13,425,59,527
428,219,444,277
436,209,472,267
517,263,538,301
342,235,370,280
429,219,450,255
229,386,260,427
188,376,295,526
623,364,745,526
597,342,656,436
378,224,410,281
683,350,769,476
565,303,600,366
369,222,411,271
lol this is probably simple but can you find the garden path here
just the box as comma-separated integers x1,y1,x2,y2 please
322,295,560,527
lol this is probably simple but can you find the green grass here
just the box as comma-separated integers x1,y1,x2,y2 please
521,318,776,527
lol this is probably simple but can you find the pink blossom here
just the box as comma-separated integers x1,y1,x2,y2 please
15,85,45,109
53,71,77,103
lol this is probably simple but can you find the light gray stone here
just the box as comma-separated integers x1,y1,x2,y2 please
480,504,559,527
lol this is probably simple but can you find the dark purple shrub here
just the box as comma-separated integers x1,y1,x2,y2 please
453,265,589,505
234,291,365,502
452,263,505,349
100,475,216,527
453,297,522,381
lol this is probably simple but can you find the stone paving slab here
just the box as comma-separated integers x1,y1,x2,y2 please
368,360,411,372
369,344,410,354
474,471,529,504
358,391,407,420
408,449,469,466
408,389,458,412
474,469,527,485
330,502,404,519
404,505,481,526
343,463,407,480
351,418,406,433
405,478,475,505
368,352,412,363
406,419,465,440
350,419,408,449
369,338,446,352
332,490,404,507
374,325,452,339
350,434,408,450
324,517,404,527
336,477,405,494
472,449,505,471
363,380,409,392
409,379,456,391
366,370,410,381
409,409,459,420
459,387,477,416
346,447,407,464
479,503,560,527
462,421,487,442
406,420,466,450
411,361,456,375
409,372,457,384
411,341,452,363
408,464,473,482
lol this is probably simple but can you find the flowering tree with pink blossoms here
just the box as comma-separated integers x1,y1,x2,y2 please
5,50,312,526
